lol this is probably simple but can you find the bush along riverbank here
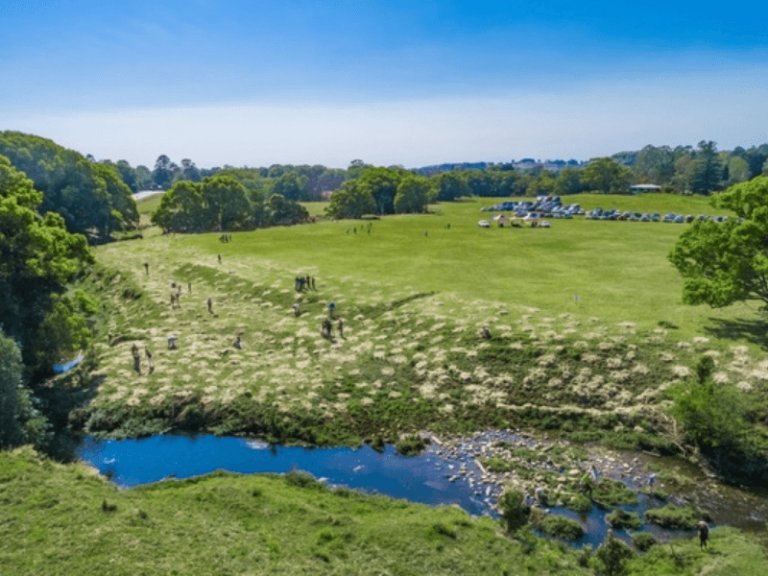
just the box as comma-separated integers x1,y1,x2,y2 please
3,446,768,576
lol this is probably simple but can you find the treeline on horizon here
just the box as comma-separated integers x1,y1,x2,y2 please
118,140,768,203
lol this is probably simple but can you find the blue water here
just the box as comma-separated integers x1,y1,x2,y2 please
77,435,489,517
76,434,696,549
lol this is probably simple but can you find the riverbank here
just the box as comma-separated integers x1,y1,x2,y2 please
76,429,768,551
3,445,767,575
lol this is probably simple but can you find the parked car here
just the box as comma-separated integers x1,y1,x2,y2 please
685,215,695,223
652,213,660,222
478,220,490,228
675,215,685,223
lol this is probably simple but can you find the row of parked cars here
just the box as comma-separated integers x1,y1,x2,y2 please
480,196,584,219
585,207,732,223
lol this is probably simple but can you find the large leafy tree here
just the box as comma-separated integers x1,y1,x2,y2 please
394,175,432,214
0,131,138,239
151,181,206,232
582,157,631,194
357,167,402,214
326,180,377,219
153,154,176,189
691,140,723,194
433,172,470,201
0,330,50,450
669,176,768,309
272,171,309,201
634,145,676,185
201,175,251,230
0,155,93,374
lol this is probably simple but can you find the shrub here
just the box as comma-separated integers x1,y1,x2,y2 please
536,515,585,540
498,489,527,533
283,470,325,491
395,434,427,456
644,504,704,530
595,537,634,575
567,494,593,513
606,509,642,530
631,532,657,552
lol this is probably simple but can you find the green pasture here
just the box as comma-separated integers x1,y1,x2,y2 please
138,193,754,341
2,447,766,576
79,192,768,444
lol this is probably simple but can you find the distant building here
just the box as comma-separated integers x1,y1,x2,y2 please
629,184,662,194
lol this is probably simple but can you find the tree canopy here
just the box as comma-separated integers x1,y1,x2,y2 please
151,175,309,232
582,157,631,194
0,154,94,373
669,176,768,310
0,131,139,240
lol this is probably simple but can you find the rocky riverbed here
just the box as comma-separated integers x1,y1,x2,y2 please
418,429,768,534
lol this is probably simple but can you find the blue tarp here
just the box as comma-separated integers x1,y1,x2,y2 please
53,353,84,374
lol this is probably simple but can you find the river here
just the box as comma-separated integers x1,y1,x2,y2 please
76,430,748,549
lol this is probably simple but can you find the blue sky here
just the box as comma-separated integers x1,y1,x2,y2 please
1,1,767,168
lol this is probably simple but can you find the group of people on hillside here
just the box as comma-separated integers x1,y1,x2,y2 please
130,342,154,376
133,257,340,375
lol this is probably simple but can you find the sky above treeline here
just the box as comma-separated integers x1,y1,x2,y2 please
2,0,767,169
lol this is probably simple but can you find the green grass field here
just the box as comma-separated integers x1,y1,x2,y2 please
2,446,766,576
79,193,768,446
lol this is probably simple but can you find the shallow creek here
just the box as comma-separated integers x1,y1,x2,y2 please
77,431,767,549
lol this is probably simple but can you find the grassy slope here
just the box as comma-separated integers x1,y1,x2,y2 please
1,447,766,576
79,193,768,443
0,447,585,576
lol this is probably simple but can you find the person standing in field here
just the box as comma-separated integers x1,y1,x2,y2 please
145,347,155,374
698,521,710,550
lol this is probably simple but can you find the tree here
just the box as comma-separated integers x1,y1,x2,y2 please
0,330,50,450
151,181,206,232
498,489,526,532
201,175,251,230
134,165,152,190
0,131,139,239
116,160,138,192
0,331,25,448
325,180,376,219
0,155,93,374
668,356,764,480
433,172,469,201
691,140,722,194
669,176,768,310
634,145,676,184
180,158,201,182
582,158,631,194
727,156,750,185
153,154,175,189
554,167,588,196
594,537,634,576
272,171,309,201
394,175,432,213
672,154,696,192
267,193,310,226
357,168,402,214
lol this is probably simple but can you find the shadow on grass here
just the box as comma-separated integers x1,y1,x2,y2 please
703,317,768,350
